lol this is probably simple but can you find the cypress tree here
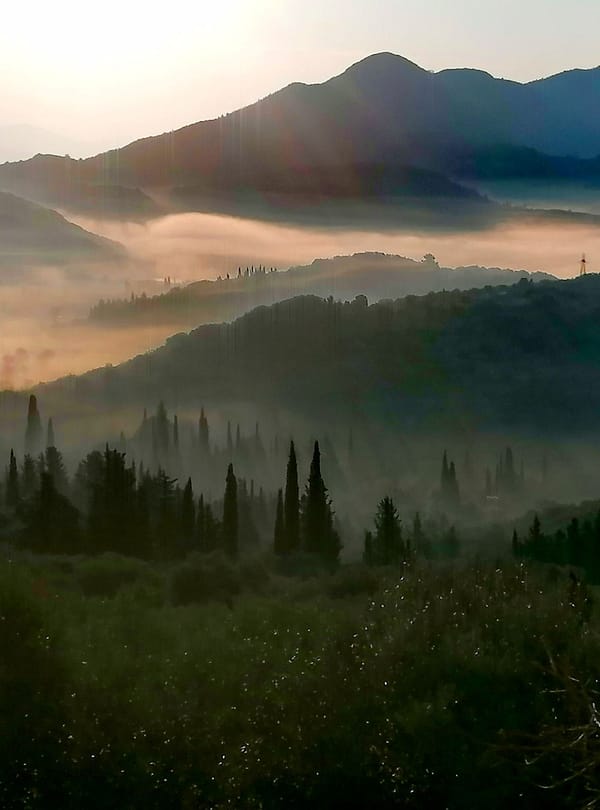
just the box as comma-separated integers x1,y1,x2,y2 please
173,414,180,451
273,488,286,555
46,417,55,449
155,401,170,459
284,440,300,552
197,493,206,550
227,421,233,458
25,395,43,457
199,408,209,454
222,463,238,557
6,449,19,507
301,441,341,564
181,477,195,546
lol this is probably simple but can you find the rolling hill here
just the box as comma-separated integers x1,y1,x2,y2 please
0,191,125,275
6,273,600,444
89,252,554,328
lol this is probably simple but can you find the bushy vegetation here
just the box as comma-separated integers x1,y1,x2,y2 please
1,552,599,808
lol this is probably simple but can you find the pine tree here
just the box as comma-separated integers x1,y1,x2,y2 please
45,446,68,493
222,463,238,557
368,497,406,565
273,488,286,555
284,440,300,552
301,441,341,564
25,395,43,457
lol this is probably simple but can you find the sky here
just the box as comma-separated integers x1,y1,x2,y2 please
1,0,599,158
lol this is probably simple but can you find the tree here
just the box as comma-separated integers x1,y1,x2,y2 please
6,449,19,508
273,489,286,555
23,472,81,553
21,454,38,499
46,418,55,449
25,395,43,457
45,446,68,494
227,421,233,458
199,408,209,454
301,441,341,565
366,497,406,565
222,463,238,557
181,477,195,548
284,440,300,553
155,401,170,459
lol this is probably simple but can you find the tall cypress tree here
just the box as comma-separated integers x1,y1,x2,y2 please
222,463,238,557
25,395,43,457
181,477,195,547
199,408,209,454
273,489,286,555
6,449,19,508
46,417,55,449
284,440,300,553
173,415,180,451
227,421,233,459
301,441,341,564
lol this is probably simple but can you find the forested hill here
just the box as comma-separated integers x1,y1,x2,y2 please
22,273,600,438
89,253,554,329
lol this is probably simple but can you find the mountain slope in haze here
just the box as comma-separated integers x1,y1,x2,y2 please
89,252,554,328
1,53,599,215
19,274,600,441
0,191,125,273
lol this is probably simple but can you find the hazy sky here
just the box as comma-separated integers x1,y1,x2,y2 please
2,0,599,155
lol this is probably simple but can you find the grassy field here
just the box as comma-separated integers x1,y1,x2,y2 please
1,550,598,808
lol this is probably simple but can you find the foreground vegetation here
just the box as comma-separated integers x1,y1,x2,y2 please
2,550,599,808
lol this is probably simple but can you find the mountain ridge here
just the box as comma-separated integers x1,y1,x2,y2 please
1,52,599,216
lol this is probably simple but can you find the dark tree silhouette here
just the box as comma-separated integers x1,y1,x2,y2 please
25,395,43,457
301,441,341,564
273,488,286,555
284,440,300,553
222,463,238,557
6,449,19,508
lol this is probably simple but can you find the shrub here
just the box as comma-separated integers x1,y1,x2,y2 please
170,552,241,606
76,553,149,597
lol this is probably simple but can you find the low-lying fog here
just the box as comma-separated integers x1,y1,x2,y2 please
1,210,598,389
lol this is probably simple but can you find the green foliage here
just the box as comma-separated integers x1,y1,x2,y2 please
2,556,600,807
76,553,153,598
169,552,242,606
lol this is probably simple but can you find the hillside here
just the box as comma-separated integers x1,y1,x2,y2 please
11,273,600,441
0,191,125,273
89,253,554,328
1,53,600,215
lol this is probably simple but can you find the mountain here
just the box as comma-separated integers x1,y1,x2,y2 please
8,273,600,444
0,191,125,274
1,53,599,215
89,252,554,328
